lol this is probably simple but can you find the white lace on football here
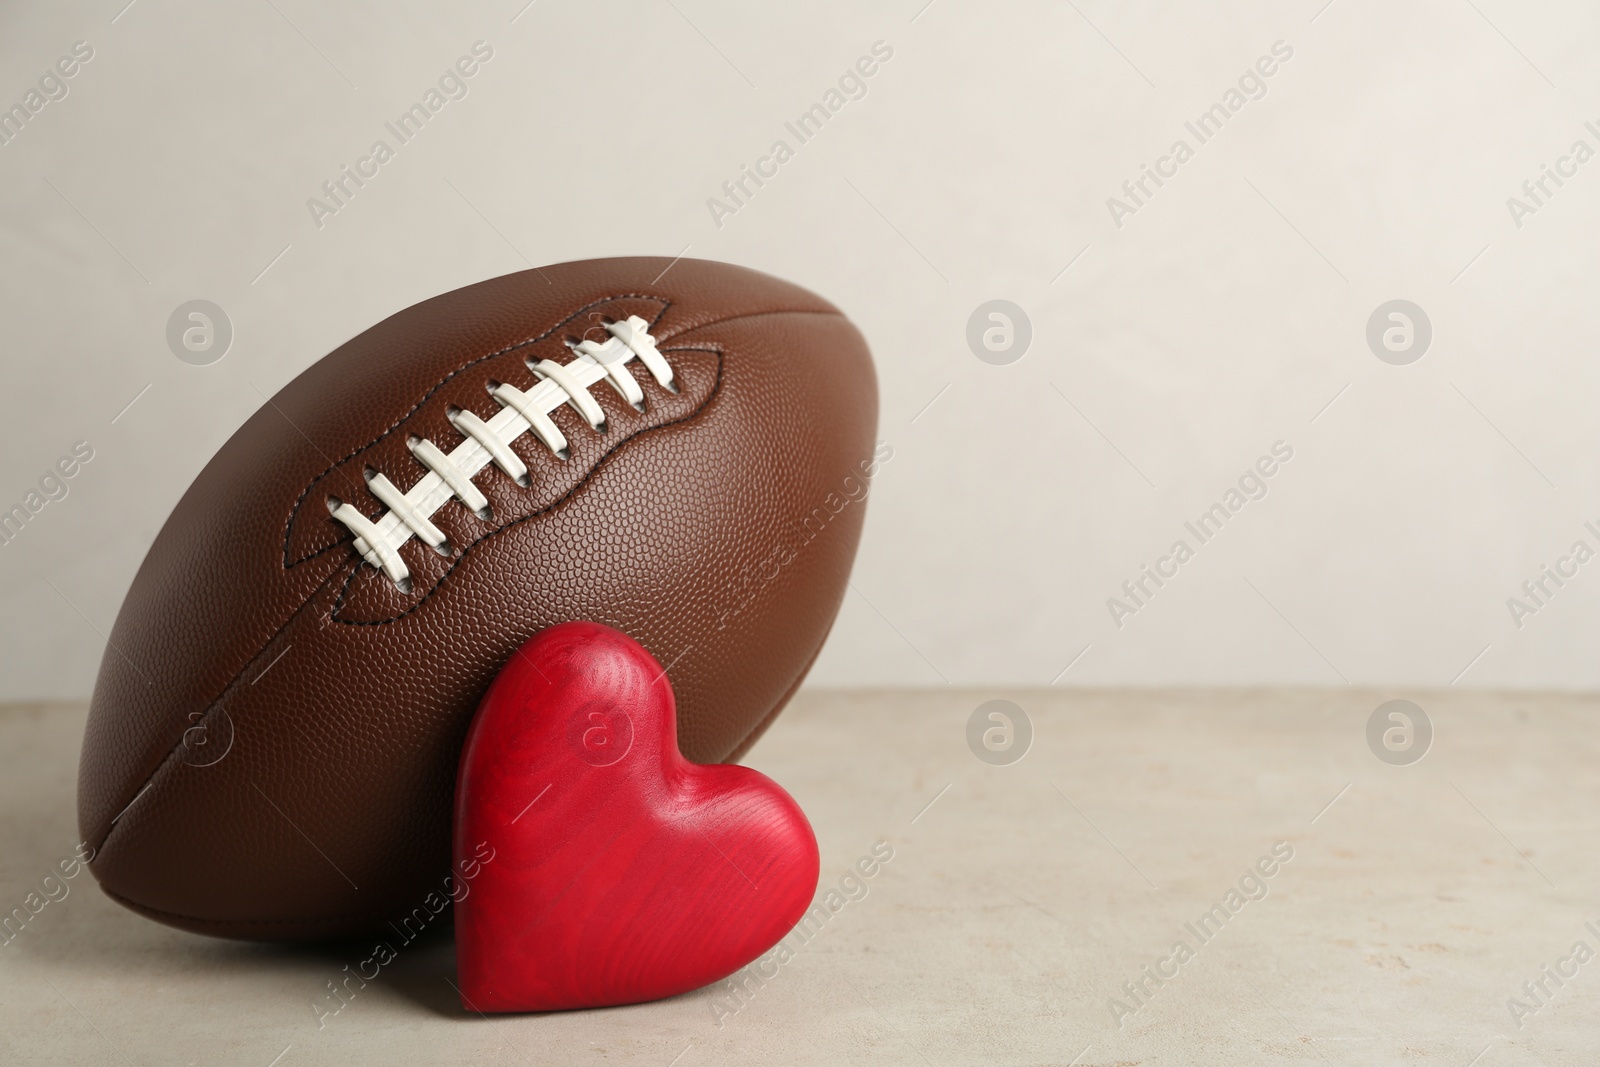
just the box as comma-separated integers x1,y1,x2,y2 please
330,315,674,588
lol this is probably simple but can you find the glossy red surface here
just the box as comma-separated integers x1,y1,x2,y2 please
453,621,820,1012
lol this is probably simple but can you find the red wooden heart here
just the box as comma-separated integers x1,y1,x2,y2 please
453,621,820,1012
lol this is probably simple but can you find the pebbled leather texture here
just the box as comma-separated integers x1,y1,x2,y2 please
77,257,877,941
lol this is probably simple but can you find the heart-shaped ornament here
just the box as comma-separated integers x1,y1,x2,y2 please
453,621,820,1012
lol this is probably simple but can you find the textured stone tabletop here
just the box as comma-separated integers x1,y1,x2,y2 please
2,688,1596,1065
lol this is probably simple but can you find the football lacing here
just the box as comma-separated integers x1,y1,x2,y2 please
328,315,674,590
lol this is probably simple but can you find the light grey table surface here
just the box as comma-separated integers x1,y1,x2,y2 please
2,688,1596,1065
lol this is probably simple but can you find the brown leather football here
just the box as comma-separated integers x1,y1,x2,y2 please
78,257,878,941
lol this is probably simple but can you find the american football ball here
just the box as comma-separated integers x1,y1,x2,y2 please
78,257,879,941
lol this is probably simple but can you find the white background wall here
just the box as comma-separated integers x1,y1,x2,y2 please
3,0,1600,698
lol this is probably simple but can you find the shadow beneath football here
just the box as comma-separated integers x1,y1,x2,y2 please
290,917,465,1022
372,923,464,1019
